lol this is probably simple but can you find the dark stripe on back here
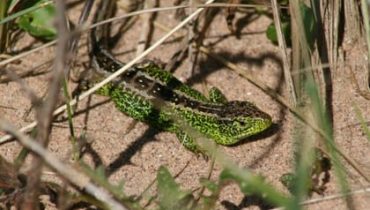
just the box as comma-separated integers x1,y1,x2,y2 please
93,50,268,120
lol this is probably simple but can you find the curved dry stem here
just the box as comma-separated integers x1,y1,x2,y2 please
0,119,127,210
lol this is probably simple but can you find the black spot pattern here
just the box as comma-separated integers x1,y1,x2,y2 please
94,50,269,121
221,101,271,119
95,50,122,73
134,75,153,90
121,69,137,82
154,83,173,101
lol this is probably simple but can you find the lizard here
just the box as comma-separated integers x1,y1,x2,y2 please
85,1,272,153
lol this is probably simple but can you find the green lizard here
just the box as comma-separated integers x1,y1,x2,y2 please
86,3,272,153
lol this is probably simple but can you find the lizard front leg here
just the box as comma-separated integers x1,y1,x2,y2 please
208,87,227,104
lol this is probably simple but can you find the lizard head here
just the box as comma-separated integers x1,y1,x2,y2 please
211,101,272,145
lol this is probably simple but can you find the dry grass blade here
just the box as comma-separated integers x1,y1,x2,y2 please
20,1,70,208
361,0,370,92
0,41,56,68
0,120,127,210
0,0,8,53
270,0,296,106
136,0,156,56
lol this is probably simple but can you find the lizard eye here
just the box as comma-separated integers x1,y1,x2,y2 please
238,121,246,126
233,119,246,127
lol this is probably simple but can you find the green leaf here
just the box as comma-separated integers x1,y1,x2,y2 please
199,178,218,193
219,168,291,208
157,166,194,210
266,21,291,46
220,169,264,196
280,173,295,194
300,3,316,50
16,0,56,40
266,2,316,49
278,0,289,5
197,178,219,209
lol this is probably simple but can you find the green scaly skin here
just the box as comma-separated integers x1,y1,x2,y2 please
88,17,272,153
88,52,272,152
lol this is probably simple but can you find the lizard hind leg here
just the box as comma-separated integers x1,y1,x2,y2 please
176,131,207,157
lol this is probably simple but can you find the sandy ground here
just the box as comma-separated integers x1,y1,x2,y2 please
1,1,370,209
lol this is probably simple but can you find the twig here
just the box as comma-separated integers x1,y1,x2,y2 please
270,0,296,106
0,40,56,68
0,120,127,210
64,0,96,155
69,0,95,55
20,1,70,209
